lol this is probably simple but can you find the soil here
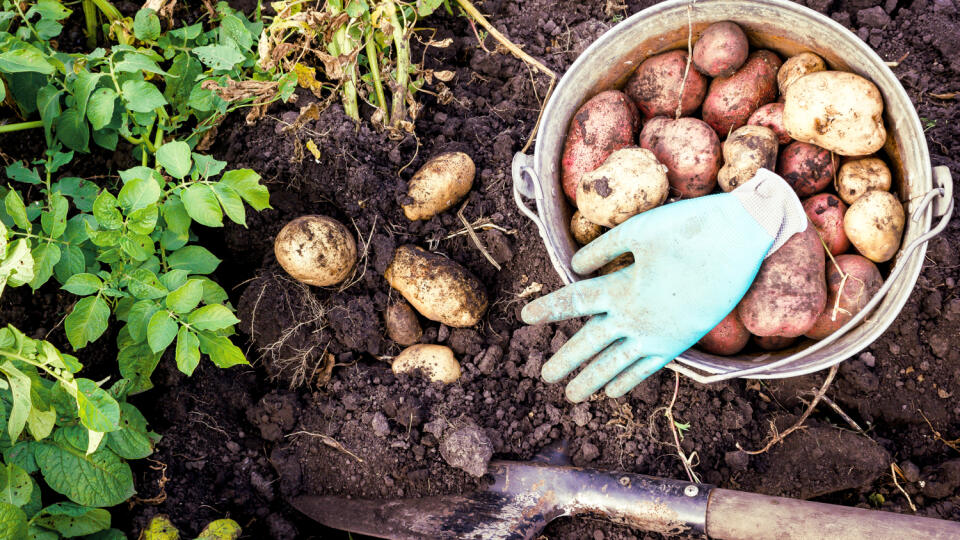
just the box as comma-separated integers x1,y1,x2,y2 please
2,1,960,538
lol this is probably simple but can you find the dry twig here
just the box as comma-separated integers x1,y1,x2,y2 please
287,431,364,462
800,392,865,435
457,200,501,271
675,1,696,120
664,371,700,482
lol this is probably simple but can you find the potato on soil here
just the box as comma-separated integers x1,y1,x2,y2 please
716,125,778,192
274,215,357,287
803,193,849,256
777,141,836,197
752,334,797,351
739,226,827,338
702,50,782,137
783,71,886,156
385,300,422,346
639,117,721,198
392,344,461,383
777,52,827,95
561,90,640,202
403,152,475,220
747,102,791,144
693,21,749,77
571,210,604,245
836,157,892,204
624,50,708,119
843,190,904,263
385,245,488,328
698,310,750,356
576,147,669,227
806,254,883,340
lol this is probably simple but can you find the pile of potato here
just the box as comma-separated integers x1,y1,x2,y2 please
561,21,904,355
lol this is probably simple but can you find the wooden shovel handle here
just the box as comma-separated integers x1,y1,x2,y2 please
706,488,960,540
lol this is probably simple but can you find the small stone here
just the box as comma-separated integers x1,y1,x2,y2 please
860,352,876,368
857,6,891,28
571,403,593,427
372,412,390,437
226,441,241,453
900,461,920,483
424,417,446,439
883,0,897,13
477,345,502,375
593,531,605,540
437,325,450,342
580,441,600,462
725,450,750,472
929,333,950,359
440,423,493,477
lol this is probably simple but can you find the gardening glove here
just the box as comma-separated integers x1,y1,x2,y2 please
521,168,806,403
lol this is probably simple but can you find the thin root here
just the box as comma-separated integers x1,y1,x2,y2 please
891,463,918,512
287,431,364,462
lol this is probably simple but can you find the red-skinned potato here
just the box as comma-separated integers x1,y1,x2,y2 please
802,193,849,256
702,50,782,137
624,50,708,119
561,91,640,202
739,226,827,338
693,21,749,77
752,335,797,351
805,255,882,340
638,116,721,198
747,103,791,144
698,310,750,355
777,141,836,197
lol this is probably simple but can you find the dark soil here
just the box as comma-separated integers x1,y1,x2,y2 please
2,1,960,538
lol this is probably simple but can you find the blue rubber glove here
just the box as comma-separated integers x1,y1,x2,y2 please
521,169,807,402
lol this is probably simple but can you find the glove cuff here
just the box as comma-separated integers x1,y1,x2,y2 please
730,168,808,256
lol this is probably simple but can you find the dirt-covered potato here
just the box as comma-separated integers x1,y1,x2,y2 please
576,147,669,227
777,141,836,197
561,90,640,202
625,50,708,119
717,125,778,192
803,193,849,256
836,157,892,204
385,300,422,346
392,344,461,383
384,245,488,327
777,52,827,95
402,152,475,220
571,210,604,245
698,310,750,356
693,21,749,77
639,117,721,198
274,215,357,287
783,71,886,156
739,226,827,338
747,102,791,144
752,335,797,351
702,50,782,137
843,190,904,263
806,254,883,340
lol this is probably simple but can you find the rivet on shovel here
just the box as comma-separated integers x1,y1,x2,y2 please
684,485,699,497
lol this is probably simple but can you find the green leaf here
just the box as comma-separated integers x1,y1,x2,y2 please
166,279,203,314
187,305,240,331
75,379,120,433
26,403,55,441
1,361,31,441
106,402,155,460
182,184,222,227
62,273,102,296
28,243,60,290
156,141,191,179
0,79,4,103
119,233,153,261
167,246,220,276
0,45,54,74
127,204,158,236
220,169,270,210
4,442,38,475
212,183,245,226
161,198,190,235
133,8,161,40
34,502,110,537
1,239,34,289
126,268,167,300
124,300,160,343
86,88,116,131
119,166,165,189
197,519,242,540
140,516,179,540
192,153,227,178
345,0,370,17
55,109,90,152
64,296,110,349
121,80,166,113
33,430,135,507
117,342,160,395
40,191,68,239
0,502,27,539
4,190,29,229
114,53,167,76
192,44,246,70
175,326,200,376
197,332,248,368
159,269,188,291
4,161,41,184
53,245,85,285
146,311,177,353
218,13,253,51
72,70,102,120
92,191,123,230
164,53,202,114
0,462,32,506
118,177,162,212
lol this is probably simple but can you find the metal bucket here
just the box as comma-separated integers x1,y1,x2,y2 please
512,0,954,384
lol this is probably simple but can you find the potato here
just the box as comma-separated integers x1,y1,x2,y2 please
802,193,849,256
805,254,882,340
403,152,475,221
625,50,708,119
776,141,836,197
576,148,669,227
836,157,892,204
561,90,640,202
693,21,749,77
702,50,782,137
777,52,827,95
385,300,422,346
599,253,634,275
747,102,791,144
274,215,357,287
571,210,604,245
384,245,488,327
716,125,778,192
843,190,904,263
739,226,827,338
783,71,886,156
752,335,797,351
639,117,721,198
698,310,749,356
392,344,461,383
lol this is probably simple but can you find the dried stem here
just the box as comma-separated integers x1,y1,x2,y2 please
287,430,364,462
457,200,501,271
891,463,917,512
664,371,700,483
675,1,695,120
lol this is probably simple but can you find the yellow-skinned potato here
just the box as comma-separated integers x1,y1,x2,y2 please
843,190,904,263
836,158,892,204
403,152,475,220
274,215,357,286
777,52,826,95
783,71,886,156
576,147,668,228
385,301,422,346
717,125,778,192
599,253,634,275
570,210,604,245
384,245,488,327
392,344,461,383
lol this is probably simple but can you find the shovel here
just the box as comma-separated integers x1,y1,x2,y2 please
292,442,960,539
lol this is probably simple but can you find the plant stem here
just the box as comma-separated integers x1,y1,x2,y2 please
331,26,359,121
91,0,122,22
386,1,410,127
82,0,99,49
0,120,44,134
364,25,389,126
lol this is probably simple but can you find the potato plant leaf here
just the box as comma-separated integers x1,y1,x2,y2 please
33,431,135,507
33,502,111,537
64,296,110,350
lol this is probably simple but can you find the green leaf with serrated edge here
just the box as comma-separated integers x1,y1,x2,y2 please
0,502,27,539
192,44,246,70
160,269,188,291
106,402,154,459
86,87,116,130
127,204,158,235
168,245,221,274
0,45,54,74
126,268,167,300
33,430,135,507
55,109,90,152
75,379,120,433
197,332,248,368
118,342,160,394
62,273,102,296
4,161,41,184
34,502,111,537
166,279,203,314
197,519,242,540
72,70,102,120
133,8,161,40
146,311,177,353
118,177,161,212
121,80,166,113
156,141,191,179
114,53,167,75
125,301,160,343
182,184,222,227
40,191,68,239
92,191,123,230
0,463,31,506
28,243,60,290
220,169,270,210
0,361,30,441
4,190,29,229
187,305,240,331
119,233,153,261
192,153,227,178
64,296,109,350
212,183,245,225
175,326,201,376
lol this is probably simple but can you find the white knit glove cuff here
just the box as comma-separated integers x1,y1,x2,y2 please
731,168,808,257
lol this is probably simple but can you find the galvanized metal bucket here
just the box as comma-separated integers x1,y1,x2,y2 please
512,0,954,383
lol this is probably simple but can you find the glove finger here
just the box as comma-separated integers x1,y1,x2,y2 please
521,272,621,324
564,338,646,403
570,221,634,275
602,355,672,398
541,316,621,384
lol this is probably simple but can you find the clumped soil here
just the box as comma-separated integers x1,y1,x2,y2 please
2,1,960,538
